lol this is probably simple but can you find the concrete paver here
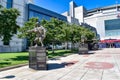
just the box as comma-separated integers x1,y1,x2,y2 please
0,48,120,80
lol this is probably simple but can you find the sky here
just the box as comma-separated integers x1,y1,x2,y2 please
34,0,119,14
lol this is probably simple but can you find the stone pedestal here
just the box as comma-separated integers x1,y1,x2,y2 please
79,43,88,54
29,46,47,70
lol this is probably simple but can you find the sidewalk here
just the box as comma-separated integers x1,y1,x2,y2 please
0,48,120,80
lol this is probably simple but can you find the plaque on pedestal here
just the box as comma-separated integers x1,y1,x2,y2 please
79,43,88,54
29,46,47,70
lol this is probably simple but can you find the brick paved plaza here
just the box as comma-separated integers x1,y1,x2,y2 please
0,48,120,80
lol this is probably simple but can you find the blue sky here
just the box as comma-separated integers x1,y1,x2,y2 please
34,0,119,14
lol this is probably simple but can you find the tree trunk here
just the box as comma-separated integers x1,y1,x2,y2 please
65,42,67,50
52,42,54,53
30,42,33,47
64,41,69,50
71,42,74,50
67,41,69,49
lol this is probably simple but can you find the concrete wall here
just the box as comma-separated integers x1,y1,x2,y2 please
66,16,79,25
0,0,33,52
69,1,76,17
75,6,84,23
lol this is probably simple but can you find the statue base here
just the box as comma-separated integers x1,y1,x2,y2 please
79,43,88,54
29,46,47,70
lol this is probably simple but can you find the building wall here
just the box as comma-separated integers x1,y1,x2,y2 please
0,0,32,26
84,13,102,37
85,9,120,39
62,11,69,16
69,1,77,17
66,16,79,25
0,0,33,52
75,6,85,23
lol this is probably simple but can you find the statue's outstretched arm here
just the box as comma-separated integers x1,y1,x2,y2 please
27,29,35,33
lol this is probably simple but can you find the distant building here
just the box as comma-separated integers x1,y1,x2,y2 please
62,1,120,40
62,1,97,40
84,5,120,40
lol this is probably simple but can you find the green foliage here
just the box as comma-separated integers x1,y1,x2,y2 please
60,23,71,42
41,18,65,44
18,18,38,46
41,18,95,46
69,24,95,43
47,18,63,41
41,18,66,53
0,7,20,44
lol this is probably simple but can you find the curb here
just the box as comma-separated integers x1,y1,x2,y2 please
0,63,28,71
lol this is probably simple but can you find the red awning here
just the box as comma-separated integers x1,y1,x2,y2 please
100,39,120,43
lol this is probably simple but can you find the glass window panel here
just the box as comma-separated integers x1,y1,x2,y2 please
6,0,13,8
105,30,120,37
29,11,34,18
105,19,120,30
105,19,120,36
28,10,51,21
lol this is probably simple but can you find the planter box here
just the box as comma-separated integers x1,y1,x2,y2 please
79,43,88,54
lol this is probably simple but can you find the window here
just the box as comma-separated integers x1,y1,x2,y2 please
105,19,120,36
6,0,13,9
29,10,51,21
105,19,120,30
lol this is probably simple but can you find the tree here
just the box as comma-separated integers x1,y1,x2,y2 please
0,6,20,45
80,27,95,42
18,17,38,46
60,22,71,49
68,24,95,49
41,18,64,53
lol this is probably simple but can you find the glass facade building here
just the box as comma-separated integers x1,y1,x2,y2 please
28,4,67,21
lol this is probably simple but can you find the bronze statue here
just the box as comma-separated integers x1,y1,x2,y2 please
28,22,46,47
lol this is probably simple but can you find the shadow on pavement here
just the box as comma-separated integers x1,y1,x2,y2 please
47,63,65,70
0,75,15,79
78,52,95,55
47,61,78,70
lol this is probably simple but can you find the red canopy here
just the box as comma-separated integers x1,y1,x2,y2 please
100,39,120,43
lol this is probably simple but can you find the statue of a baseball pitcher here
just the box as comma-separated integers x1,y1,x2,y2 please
28,21,46,47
